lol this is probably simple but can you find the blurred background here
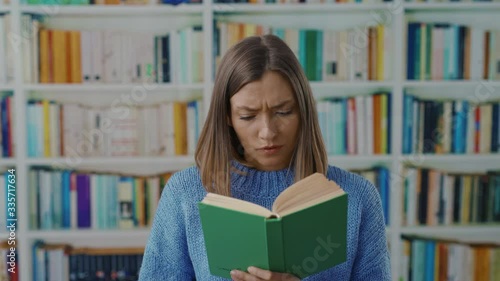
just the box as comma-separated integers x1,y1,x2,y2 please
0,0,499,279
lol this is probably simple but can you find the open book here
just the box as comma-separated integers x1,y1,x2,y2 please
198,173,348,279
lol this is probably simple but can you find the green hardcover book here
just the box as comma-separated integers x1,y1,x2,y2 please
305,30,318,81
298,30,307,72
414,26,421,81
198,173,348,279
425,24,432,81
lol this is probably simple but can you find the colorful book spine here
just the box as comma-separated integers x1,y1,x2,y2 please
215,22,390,82
403,168,500,226
29,168,170,231
407,21,500,80
402,236,500,281
403,95,500,155
22,16,203,84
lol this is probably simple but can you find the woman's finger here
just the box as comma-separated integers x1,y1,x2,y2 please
231,269,261,281
247,267,299,281
247,267,274,279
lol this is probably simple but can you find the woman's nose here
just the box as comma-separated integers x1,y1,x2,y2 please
258,117,277,140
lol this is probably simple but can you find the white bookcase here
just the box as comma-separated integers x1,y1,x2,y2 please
0,0,499,280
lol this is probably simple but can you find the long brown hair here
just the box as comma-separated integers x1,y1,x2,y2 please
195,34,327,196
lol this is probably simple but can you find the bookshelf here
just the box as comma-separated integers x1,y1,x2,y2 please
23,83,205,91
25,229,151,244
400,225,500,243
212,2,392,12
19,4,204,15
0,0,499,280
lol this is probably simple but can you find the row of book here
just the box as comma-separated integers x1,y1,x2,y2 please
23,15,204,84
0,16,14,84
352,166,390,225
214,0,391,3
0,242,17,281
405,0,500,2
407,23,500,81
10,18,500,85
26,0,201,5
23,165,389,231
25,94,500,159
402,168,500,226
26,99,203,158
0,94,14,158
28,168,172,230
214,22,392,82
32,241,143,281
317,92,391,155
400,236,500,281
26,0,149,4
402,95,500,154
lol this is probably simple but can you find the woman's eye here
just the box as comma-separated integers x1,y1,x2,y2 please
277,110,292,116
239,116,255,121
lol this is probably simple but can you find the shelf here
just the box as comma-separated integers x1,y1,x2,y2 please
24,83,204,92
213,3,392,13
0,84,14,91
20,4,204,16
311,81,394,99
25,155,394,174
401,225,500,244
328,155,393,170
404,2,500,11
25,83,205,104
403,80,500,103
27,156,195,175
25,229,150,246
405,8,499,30
0,6,9,13
400,154,500,173
0,159,16,167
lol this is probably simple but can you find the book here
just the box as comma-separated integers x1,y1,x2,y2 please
198,173,348,279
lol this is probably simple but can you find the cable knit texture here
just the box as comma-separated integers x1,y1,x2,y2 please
139,162,391,280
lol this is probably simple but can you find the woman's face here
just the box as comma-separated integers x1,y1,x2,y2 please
230,71,300,171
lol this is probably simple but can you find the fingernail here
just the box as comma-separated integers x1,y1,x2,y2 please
230,270,238,277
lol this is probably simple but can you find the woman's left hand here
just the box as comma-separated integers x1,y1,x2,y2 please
230,266,300,281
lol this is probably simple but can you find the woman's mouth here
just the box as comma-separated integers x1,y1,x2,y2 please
259,145,283,155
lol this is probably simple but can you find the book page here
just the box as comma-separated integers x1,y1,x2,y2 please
276,189,345,217
201,193,273,218
271,173,344,216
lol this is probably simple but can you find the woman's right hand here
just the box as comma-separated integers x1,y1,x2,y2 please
230,266,300,281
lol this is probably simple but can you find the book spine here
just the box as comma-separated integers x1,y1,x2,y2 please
265,218,285,273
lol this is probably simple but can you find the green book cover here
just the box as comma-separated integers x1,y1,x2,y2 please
425,24,432,81
414,26,421,81
298,30,307,72
198,173,348,279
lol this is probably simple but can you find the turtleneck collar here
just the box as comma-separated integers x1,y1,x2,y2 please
229,160,296,203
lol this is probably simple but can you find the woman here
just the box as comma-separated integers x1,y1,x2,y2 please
139,34,390,280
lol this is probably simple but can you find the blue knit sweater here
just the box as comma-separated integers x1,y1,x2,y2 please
139,162,391,280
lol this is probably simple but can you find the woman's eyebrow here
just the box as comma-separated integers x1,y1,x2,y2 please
234,99,294,111
235,105,259,111
271,99,293,109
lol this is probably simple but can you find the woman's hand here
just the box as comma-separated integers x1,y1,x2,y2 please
230,266,300,281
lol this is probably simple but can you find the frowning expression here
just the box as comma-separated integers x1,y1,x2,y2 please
230,71,300,171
